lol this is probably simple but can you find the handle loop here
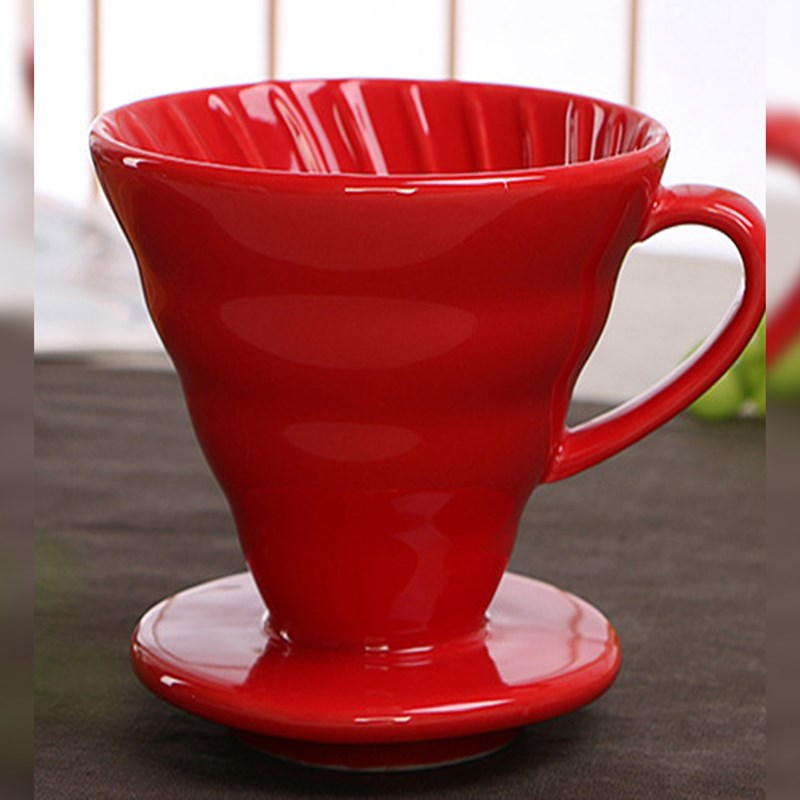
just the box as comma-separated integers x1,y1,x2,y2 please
543,185,765,483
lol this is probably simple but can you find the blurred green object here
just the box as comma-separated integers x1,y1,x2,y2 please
689,366,746,421
688,317,766,421
767,337,800,399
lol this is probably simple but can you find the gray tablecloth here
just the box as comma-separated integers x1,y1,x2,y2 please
34,361,765,799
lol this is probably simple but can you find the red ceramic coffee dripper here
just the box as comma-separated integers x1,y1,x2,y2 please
767,111,800,366
90,79,765,766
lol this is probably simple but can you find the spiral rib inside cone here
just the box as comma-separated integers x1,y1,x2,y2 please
94,79,665,177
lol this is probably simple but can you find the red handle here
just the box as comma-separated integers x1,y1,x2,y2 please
543,185,765,483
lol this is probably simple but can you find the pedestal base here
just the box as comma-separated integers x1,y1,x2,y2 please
131,571,620,771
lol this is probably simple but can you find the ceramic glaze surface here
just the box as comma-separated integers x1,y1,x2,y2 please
91,80,765,651
132,572,621,751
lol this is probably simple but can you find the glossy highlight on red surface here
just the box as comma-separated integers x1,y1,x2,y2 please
132,571,620,769
90,79,765,765
91,79,666,175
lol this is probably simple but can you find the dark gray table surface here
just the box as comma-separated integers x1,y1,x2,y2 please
34,361,765,799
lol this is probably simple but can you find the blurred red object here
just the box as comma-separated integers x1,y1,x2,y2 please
767,111,800,167
767,111,800,365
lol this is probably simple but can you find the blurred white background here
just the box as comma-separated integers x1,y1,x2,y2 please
0,0,30,314
0,0,27,144
33,0,765,225
24,0,782,403
767,0,800,310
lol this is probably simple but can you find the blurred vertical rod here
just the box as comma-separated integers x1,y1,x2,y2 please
90,0,102,199
447,0,458,79
267,0,278,79
627,0,639,106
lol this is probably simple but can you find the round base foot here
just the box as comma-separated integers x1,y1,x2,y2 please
236,728,520,771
